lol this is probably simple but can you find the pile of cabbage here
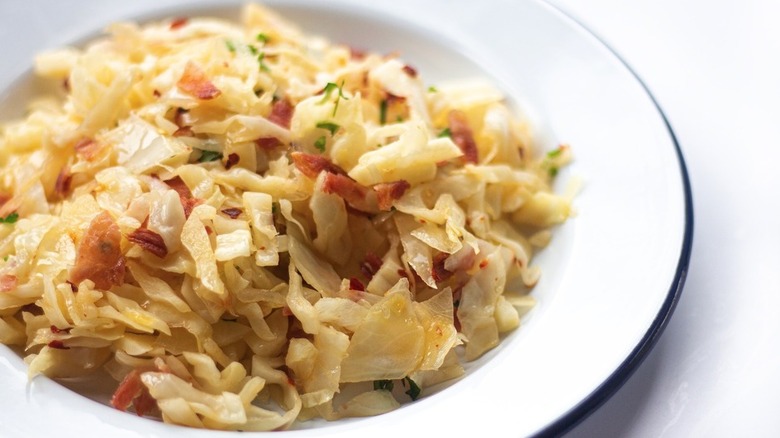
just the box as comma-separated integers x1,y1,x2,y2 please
0,3,571,431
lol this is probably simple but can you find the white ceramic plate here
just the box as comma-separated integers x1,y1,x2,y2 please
0,0,692,436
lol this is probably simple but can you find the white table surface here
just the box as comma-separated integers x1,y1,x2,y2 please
1,1,776,437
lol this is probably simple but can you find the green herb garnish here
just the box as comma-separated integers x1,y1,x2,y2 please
319,81,349,116
0,212,19,224
373,380,394,391
225,40,236,52
546,147,563,158
316,121,340,136
3,256,8,262
427,85,438,92
247,45,259,56
257,52,270,72
379,99,388,125
437,128,452,138
403,376,421,400
256,33,269,44
548,166,559,177
314,136,327,153
198,150,223,163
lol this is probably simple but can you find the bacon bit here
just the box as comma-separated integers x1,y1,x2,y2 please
349,277,365,291
221,208,242,219
48,340,69,350
0,193,10,208
255,137,283,150
69,211,126,290
432,253,453,283
290,152,348,178
54,167,72,198
448,110,479,164
111,369,144,412
169,17,188,30
397,268,409,279
402,64,418,78
479,259,489,269
164,176,202,218
225,153,240,170
374,180,410,211
360,252,383,279
267,98,294,128
172,126,194,137
349,47,367,60
50,325,70,334
132,387,158,417
0,274,17,292
74,137,102,160
127,227,168,258
177,61,222,100
152,89,161,98
322,172,369,209
205,226,213,235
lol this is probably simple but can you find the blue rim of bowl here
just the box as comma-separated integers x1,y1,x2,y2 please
532,2,694,437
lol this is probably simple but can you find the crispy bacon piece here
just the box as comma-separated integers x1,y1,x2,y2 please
290,152,348,178
402,64,418,78
432,253,454,283
47,340,69,350
221,208,242,219
360,252,383,279
447,110,479,164
0,274,17,292
164,176,201,218
127,227,168,258
74,137,103,160
54,167,72,198
267,99,294,128
169,17,188,30
255,137,283,150
225,153,240,170
322,172,369,207
111,369,158,416
349,277,365,291
373,180,410,211
177,61,222,100
172,126,194,137
69,211,126,290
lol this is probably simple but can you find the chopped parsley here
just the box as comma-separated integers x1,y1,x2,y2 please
257,52,271,72
314,136,327,153
3,256,8,262
198,150,223,163
225,40,236,52
548,166,559,177
316,121,340,136
319,81,349,116
379,99,388,125
373,380,394,391
403,377,421,400
256,32,269,44
546,147,563,158
427,85,438,92
437,127,452,138
0,212,19,224
247,45,259,56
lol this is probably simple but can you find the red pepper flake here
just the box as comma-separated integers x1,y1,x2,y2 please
349,277,365,291
373,180,410,211
127,227,168,258
448,110,479,164
69,211,126,290
152,89,161,98
290,152,348,178
169,17,188,30
50,325,70,334
402,64,418,78
177,61,222,100
432,253,453,283
205,226,213,235
397,268,409,279
224,153,240,170
48,340,69,350
0,274,17,292
54,167,72,198
267,98,294,128
479,259,489,269
255,137,283,150
360,252,383,279
221,208,242,219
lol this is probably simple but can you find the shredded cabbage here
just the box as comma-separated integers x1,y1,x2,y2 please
0,2,572,431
